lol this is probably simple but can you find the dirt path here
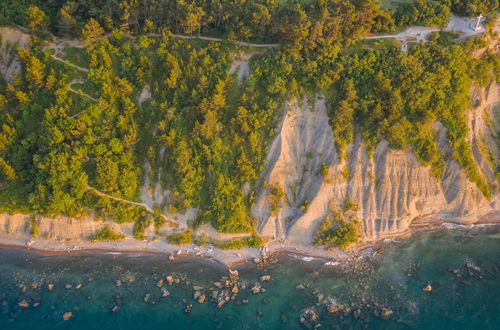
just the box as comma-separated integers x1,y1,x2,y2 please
86,185,185,227
365,26,440,41
170,33,280,47
68,78,97,103
49,52,88,72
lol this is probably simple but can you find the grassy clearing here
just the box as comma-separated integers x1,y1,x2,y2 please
63,47,89,68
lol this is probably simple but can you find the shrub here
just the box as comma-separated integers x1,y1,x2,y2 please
219,234,265,249
30,217,39,238
88,226,124,242
315,216,359,248
167,229,192,245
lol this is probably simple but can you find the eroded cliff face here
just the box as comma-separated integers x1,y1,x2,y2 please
252,84,499,245
0,26,30,82
0,213,173,243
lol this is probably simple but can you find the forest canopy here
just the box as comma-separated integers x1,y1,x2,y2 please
0,0,498,244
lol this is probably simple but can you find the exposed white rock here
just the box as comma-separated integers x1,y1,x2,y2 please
0,27,30,82
253,87,499,245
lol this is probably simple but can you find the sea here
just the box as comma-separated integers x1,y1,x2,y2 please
0,226,499,329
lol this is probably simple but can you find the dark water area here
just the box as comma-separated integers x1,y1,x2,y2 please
0,227,499,330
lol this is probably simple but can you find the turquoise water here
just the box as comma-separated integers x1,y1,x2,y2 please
0,227,499,329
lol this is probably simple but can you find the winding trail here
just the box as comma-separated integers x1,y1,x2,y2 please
68,78,97,103
86,185,184,228
170,33,280,48
50,53,88,72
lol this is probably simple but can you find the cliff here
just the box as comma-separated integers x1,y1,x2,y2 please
0,25,498,249
252,84,499,245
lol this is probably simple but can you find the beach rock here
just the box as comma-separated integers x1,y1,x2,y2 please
251,283,261,294
260,275,271,281
144,293,151,303
229,269,239,280
193,285,204,291
184,304,192,313
31,283,39,289
217,300,226,308
175,278,181,284
213,281,223,289
156,279,164,288
75,284,82,290
193,290,202,300
299,307,319,329
327,303,344,313
112,305,120,313
423,284,432,292
197,295,206,304
115,280,122,287
17,300,29,308
161,288,170,297
166,276,174,284
65,284,72,290
33,302,40,308
168,255,175,261
63,312,72,321
381,308,393,319
296,284,305,290
47,284,54,291
231,285,239,294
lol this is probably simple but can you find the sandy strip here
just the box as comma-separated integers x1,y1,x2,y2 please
0,221,498,269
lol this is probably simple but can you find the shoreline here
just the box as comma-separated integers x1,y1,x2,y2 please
0,220,498,268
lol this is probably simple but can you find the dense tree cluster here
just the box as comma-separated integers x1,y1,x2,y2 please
314,213,360,248
0,1,497,245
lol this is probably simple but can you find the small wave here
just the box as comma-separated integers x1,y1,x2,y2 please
103,252,123,255
324,261,340,266
297,256,316,262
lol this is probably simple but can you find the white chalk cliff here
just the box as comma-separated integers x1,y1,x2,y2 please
252,84,499,245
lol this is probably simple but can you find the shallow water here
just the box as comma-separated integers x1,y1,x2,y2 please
0,227,499,329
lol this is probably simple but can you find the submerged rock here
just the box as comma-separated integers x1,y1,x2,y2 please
381,308,394,319
166,276,174,285
184,304,192,313
47,284,54,291
251,283,262,294
63,312,72,321
299,306,320,329
423,284,432,292
327,303,344,313
17,300,29,308
161,288,170,297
